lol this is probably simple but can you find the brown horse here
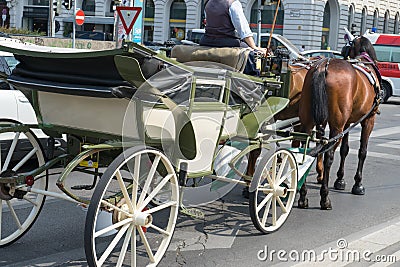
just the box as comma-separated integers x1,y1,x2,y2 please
298,36,381,210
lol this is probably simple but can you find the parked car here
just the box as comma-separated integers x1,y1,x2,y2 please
301,49,343,59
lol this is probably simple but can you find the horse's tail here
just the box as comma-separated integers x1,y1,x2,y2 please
311,61,329,126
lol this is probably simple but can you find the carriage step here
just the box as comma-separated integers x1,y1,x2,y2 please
71,184,94,190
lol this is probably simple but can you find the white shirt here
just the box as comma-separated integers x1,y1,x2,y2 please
229,0,253,39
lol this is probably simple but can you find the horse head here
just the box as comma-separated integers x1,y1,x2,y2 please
347,36,378,62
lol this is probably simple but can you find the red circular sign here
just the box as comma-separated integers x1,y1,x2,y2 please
75,9,85,26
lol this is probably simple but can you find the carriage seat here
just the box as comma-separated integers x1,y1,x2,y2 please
171,45,251,73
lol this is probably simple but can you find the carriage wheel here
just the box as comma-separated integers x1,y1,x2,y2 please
0,119,47,247
249,148,297,234
85,146,179,267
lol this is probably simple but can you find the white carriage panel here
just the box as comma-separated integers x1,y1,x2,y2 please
142,106,175,140
38,92,140,138
181,108,225,175
221,106,241,139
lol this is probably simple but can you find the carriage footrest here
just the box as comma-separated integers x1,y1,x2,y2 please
71,184,95,190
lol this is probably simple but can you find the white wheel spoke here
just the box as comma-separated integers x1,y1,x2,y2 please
145,201,177,214
256,193,273,213
139,174,172,211
276,196,287,213
261,197,272,226
272,196,277,226
131,226,136,267
116,225,134,267
263,168,274,187
94,217,132,238
12,147,38,172
287,188,296,192
271,155,278,182
116,170,134,213
98,223,130,266
2,132,20,172
100,200,131,218
277,169,296,186
137,226,155,263
0,199,2,240
23,195,39,206
149,223,171,236
132,155,141,210
137,155,161,207
6,201,22,229
275,155,288,185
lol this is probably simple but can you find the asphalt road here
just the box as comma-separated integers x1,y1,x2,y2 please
1,98,400,267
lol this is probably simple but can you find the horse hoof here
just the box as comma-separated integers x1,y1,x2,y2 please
334,179,346,190
352,185,365,195
242,187,249,199
320,198,332,210
298,198,309,209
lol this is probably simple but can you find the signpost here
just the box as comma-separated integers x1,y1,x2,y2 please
116,6,141,39
75,9,85,26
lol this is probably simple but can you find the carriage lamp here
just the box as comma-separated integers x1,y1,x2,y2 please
25,175,34,186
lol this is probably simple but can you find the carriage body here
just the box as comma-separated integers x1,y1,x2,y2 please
0,39,311,266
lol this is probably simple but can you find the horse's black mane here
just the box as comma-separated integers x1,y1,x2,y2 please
354,36,378,62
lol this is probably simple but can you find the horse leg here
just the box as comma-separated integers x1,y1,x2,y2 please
334,130,350,190
298,181,308,208
320,129,341,210
352,116,375,195
315,125,326,184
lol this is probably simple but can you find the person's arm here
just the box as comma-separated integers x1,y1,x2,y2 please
229,1,266,53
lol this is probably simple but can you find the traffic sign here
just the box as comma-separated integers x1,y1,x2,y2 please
116,7,141,35
75,9,85,26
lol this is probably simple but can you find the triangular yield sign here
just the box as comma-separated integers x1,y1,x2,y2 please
116,7,142,35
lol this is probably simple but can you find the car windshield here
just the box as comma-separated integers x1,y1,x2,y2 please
4,56,19,71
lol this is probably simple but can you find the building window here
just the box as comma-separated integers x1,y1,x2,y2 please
361,7,367,34
144,0,155,42
169,0,186,40
384,10,389,33
347,4,355,33
373,9,379,30
250,1,283,35
82,0,95,15
395,13,400,34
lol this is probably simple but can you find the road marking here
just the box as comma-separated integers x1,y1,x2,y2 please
273,215,400,266
377,140,400,150
349,149,400,161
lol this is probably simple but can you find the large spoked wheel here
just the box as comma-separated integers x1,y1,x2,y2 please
85,146,179,267
249,148,297,234
0,119,47,247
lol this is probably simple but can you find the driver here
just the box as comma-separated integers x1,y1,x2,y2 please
199,0,266,75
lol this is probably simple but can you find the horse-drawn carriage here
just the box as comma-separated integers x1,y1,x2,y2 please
0,36,369,266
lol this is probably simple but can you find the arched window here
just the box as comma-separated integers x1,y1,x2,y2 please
361,7,367,34
169,0,186,40
347,4,355,31
250,0,284,35
373,9,379,30
384,10,390,33
144,0,155,42
395,12,399,34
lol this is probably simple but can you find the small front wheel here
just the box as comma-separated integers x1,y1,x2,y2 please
85,146,179,266
249,148,297,234
0,119,47,247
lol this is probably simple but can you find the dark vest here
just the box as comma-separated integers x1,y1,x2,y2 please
204,0,237,38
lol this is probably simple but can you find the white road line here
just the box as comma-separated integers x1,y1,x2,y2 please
273,215,400,266
349,149,400,161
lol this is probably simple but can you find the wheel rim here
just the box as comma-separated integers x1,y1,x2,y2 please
0,122,46,247
250,149,297,233
86,147,179,267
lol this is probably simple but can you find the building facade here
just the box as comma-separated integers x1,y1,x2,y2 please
2,0,400,50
